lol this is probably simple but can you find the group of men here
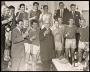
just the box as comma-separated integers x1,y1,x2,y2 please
1,1,89,71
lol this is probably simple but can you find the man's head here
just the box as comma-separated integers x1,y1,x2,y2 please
5,6,10,16
43,5,48,13
58,17,63,24
17,20,24,29
31,19,39,29
68,18,74,26
23,20,29,28
1,5,7,15
54,20,59,28
59,2,64,9
70,4,76,11
44,21,51,29
8,5,15,15
19,4,25,12
33,2,39,10
80,19,87,27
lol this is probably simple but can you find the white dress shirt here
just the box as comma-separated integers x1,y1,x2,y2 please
60,9,64,17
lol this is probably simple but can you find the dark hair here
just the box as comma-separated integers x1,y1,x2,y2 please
59,2,64,6
33,2,39,6
19,4,25,8
8,5,15,9
43,5,48,9
70,4,76,7
31,19,39,26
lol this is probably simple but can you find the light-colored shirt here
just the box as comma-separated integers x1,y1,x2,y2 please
60,9,64,17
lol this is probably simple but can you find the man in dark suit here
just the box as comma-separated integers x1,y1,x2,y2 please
54,2,69,24
69,4,82,51
39,21,55,71
11,20,28,71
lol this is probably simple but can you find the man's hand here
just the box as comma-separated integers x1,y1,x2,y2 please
8,16,13,22
23,32,29,38
44,29,50,36
30,36,37,41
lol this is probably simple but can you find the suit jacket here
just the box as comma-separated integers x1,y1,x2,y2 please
11,27,25,57
69,11,81,27
54,8,69,24
39,28,55,61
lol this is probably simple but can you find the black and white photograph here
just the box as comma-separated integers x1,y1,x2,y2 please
1,1,89,71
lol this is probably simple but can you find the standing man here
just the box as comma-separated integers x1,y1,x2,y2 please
11,20,28,71
39,21,55,71
1,5,13,71
16,4,28,22
8,5,16,31
54,2,69,24
28,2,41,22
69,4,82,51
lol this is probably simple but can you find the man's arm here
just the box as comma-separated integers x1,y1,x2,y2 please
11,29,24,44
2,16,13,25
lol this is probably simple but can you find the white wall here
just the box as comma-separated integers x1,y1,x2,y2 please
5,1,89,15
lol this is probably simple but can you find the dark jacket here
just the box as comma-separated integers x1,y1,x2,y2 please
39,28,55,61
54,8,69,24
69,11,81,27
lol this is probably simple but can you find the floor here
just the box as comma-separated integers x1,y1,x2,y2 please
1,56,89,71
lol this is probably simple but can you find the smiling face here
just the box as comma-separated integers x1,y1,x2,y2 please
33,4,39,10
20,5,25,12
17,21,24,30
45,21,50,29
59,3,64,9
43,6,48,13
70,6,76,11
32,22,38,29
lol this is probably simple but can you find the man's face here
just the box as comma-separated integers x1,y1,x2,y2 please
58,18,62,24
59,3,64,9
1,5,7,14
5,7,10,16
9,9,15,15
45,22,50,29
80,20,86,27
18,21,24,29
71,6,76,11
69,19,74,25
33,4,39,10
20,6,25,12
54,21,59,28
44,6,48,13
32,22,38,29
